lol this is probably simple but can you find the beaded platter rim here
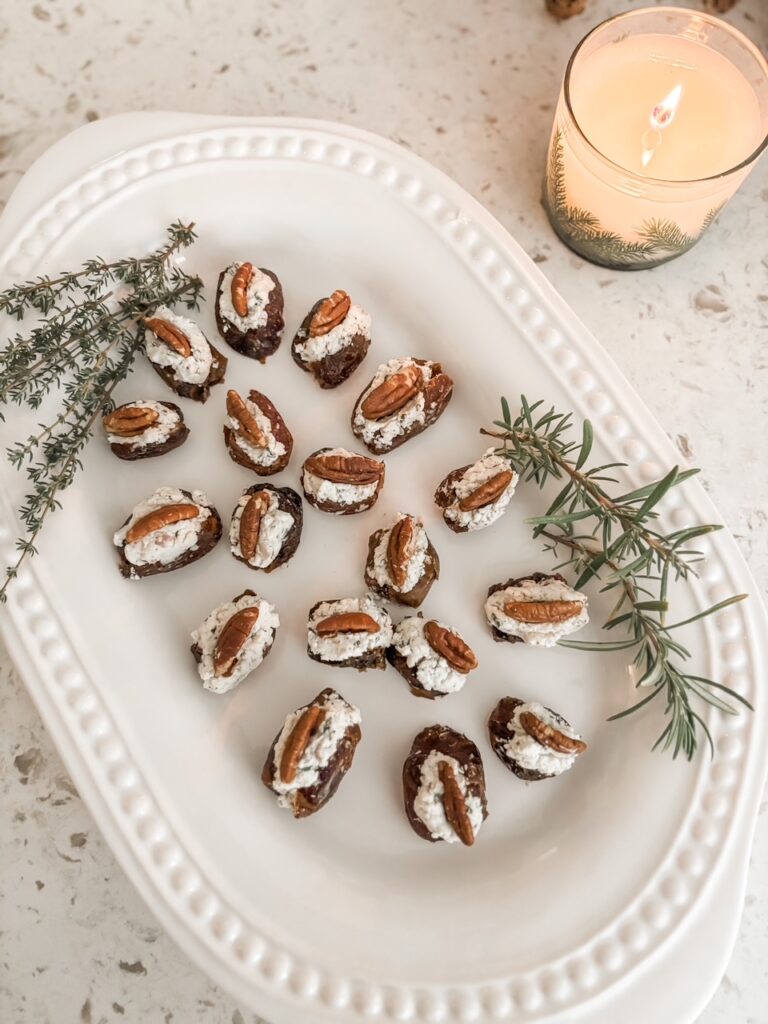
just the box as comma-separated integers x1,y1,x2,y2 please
0,117,764,1024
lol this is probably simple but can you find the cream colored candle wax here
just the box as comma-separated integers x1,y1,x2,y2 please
572,34,762,180
544,8,768,269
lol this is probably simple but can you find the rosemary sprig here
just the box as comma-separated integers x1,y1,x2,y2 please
0,221,203,600
482,396,750,761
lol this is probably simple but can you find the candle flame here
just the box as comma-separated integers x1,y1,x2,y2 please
641,84,683,169
650,84,683,130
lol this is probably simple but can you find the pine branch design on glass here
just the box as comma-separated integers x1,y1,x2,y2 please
482,396,750,761
0,221,204,599
543,128,723,269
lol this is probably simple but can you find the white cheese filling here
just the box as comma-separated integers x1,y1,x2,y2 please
270,691,361,808
294,304,371,363
392,616,467,694
227,394,286,466
444,448,518,530
190,592,279,695
302,447,379,509
143,306,212,385
369,514,429,594
218,262,275,332
114,486,212,570
413,750,484,844
307,595,393,662
504,701,581,777
106,400,179,449
353,357,428,448
484,578,589,648
229,491,294,568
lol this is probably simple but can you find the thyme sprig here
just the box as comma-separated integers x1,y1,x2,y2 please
482,396,750,760
0,221,203,600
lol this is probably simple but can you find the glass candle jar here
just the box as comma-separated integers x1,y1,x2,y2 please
543,7,768,270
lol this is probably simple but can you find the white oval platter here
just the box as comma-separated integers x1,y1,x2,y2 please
0,115,765,1024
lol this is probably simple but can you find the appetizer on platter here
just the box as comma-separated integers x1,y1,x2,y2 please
484,572,589,646
364,513,439,608
307,595,393,670
230,484,303,573
351,357,453,454
387,614,478,699
103,400,188,460
292,289,371,388
402,725,488,846
488,697,587,780
114,486,222,579
434,448,518,532
190,589,279,694
214,261,284,361
301,447,385,515
143,306,227,402
223,388,293,476
261,687,362,818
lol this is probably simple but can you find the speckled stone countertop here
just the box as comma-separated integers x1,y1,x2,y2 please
1,1,766,1022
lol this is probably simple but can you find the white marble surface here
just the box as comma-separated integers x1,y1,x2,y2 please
0,0,766,1021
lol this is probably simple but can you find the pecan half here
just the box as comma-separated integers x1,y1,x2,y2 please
387,515,415,589
125,503,199,544
304,451,383,485
423,621,477,674
438,761,475,846
239,492,272,562
422,370,453,411
279,705,327,783
361,365,422,420
309,289,351,337
503,599,583,624
231,262,255,317
213,605,261,677
226,389,267,447
458,470,514,511
104,405,160,437
315,612,381,636
519,710,587,755
144,317,192,358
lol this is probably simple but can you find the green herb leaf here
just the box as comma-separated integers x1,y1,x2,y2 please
574,419,593,470
665,593,748,630
557,638,640,652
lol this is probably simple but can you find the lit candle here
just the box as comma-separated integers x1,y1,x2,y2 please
544,7,768,269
